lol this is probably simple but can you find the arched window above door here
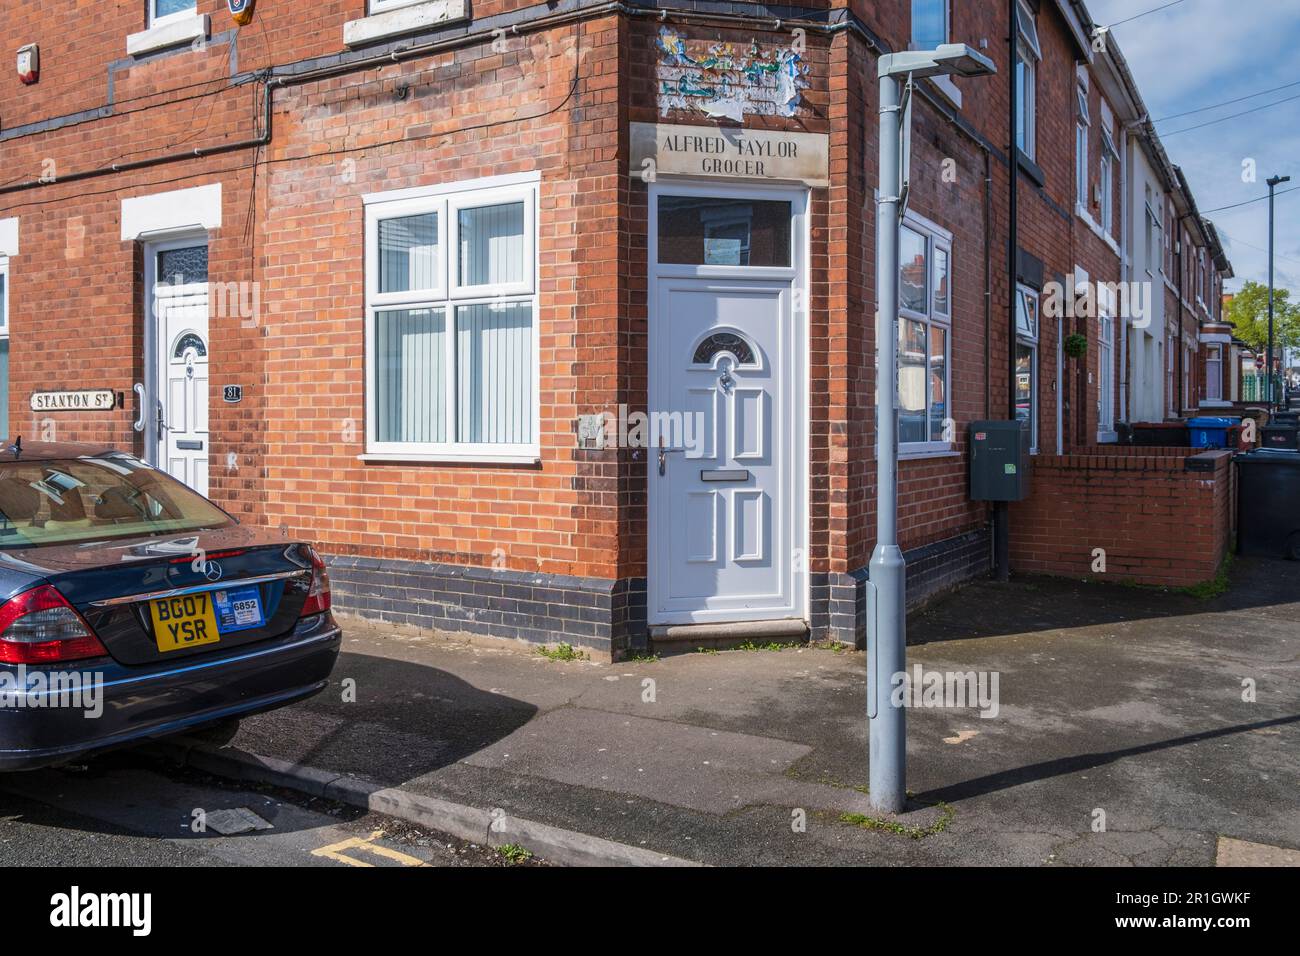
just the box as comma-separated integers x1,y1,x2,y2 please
691,329,757,367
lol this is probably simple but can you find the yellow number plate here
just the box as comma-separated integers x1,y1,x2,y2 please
150,592,221,653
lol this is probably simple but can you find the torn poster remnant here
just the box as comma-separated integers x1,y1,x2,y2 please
655,28,810,120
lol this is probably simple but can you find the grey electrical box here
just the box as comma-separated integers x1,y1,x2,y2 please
969,420,1031,502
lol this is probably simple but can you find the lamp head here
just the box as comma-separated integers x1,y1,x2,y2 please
879,44,997,80
1267,175,1291,187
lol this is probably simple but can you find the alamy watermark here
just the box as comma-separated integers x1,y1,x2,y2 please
891,665,1000,719
0,666,104,718
1043,274,1153,329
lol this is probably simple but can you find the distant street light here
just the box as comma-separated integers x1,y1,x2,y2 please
871,43,995,814
1267,174,1290,408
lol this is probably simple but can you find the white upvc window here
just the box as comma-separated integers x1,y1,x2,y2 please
911,0,949,49
363,174,540,462
1075,81,1090,208
1206,344,1223,402
1098,311,1115,436
898,212,953,455
149,0,197,29
1015,0,1040,160
1144,185,1161,276
1015,283,1039,453
0,257,9,441
1100,125,1118,235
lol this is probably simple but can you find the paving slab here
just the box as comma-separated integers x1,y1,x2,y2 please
204,556,1299,866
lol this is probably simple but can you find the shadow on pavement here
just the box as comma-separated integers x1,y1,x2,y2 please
909,555,1299,645
229,650,539,787
914,712,1300,804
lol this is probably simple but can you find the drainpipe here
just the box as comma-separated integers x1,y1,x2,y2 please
994,0,1018,584
984,148,993,419
1175,223,1185,416
1118,126,1129,426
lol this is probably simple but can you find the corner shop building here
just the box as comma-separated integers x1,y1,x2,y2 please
0,2,1110,659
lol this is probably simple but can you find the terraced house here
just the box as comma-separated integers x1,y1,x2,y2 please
0,0,1232,660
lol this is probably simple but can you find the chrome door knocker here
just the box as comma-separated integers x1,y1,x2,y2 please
717,357,736,395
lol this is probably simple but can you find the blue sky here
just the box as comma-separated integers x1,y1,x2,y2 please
1088,0,1300,294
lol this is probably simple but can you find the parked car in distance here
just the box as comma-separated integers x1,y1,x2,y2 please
0,440,340,770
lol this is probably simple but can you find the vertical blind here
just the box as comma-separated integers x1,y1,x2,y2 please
459,202,525,286
372,195,533,448
379,213,438,293
375,308,447,443
457,303,533,444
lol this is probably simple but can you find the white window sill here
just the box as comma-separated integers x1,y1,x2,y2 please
1074,204,1121,257
899,444,959,461
343,0,468,47
928,74,962,110
359,451,540,466
1097,430,1118,443
127,14,209,57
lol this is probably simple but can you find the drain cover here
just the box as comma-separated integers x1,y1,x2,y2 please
205,807,273,835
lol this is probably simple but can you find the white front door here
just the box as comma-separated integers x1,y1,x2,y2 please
648,185,806,625
150,240,210,496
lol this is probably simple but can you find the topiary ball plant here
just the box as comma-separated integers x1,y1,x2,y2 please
1063,333,1088,359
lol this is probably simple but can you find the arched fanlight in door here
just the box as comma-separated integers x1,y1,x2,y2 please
170,331,208,360
690,329,758,367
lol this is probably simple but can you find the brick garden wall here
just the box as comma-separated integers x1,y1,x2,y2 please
1009,446,1234,587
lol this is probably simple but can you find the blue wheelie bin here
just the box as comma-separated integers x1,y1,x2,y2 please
1187,416,1241,449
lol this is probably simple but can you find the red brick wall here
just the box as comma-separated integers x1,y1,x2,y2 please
1009,448,1233,587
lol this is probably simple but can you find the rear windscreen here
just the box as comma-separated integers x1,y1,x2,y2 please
0,456,233,549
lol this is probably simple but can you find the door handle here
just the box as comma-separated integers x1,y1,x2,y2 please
657,431,684,476
156,401,167,433
133,384,146,432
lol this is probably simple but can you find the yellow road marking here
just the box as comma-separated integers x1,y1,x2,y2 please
311,829,428,867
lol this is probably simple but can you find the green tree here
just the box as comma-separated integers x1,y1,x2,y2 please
1225,280,1300,352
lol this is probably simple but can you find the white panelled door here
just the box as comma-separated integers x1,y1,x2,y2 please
647,185,805,625
151,241,210,496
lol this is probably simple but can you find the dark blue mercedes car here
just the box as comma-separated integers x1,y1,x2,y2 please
0,440,341,769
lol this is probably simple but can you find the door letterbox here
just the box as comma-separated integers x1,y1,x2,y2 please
969,420,1031,501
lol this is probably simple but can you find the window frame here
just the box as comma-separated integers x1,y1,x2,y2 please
368,0,431,14
910,0,950,50
1097,311,1115,437
1015,0,1041,160
898,211,954,457
1015,282,1040,454
148,0,198,30
1099,125,1117,235
1075,81,1090,209
1206,344,1223,402
0,256,8,335
362,175,541,463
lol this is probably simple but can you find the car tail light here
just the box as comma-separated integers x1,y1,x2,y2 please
300,548,332,617
0,585,108,664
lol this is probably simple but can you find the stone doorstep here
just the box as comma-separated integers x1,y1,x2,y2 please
649,618,811,654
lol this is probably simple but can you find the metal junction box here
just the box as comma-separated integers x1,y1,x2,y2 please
969,420,1031,502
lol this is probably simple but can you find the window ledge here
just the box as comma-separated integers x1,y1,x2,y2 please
899,445,960,461
359,451,540,466
1017,150,1046,188
127,14,209,57
343,0,468,47
1075,204,1121,257
928,74,962,110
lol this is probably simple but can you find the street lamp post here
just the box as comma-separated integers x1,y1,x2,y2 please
1267,174,1290,408
871,44,995,813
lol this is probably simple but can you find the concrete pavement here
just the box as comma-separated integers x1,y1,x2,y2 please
170,556,1298,866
